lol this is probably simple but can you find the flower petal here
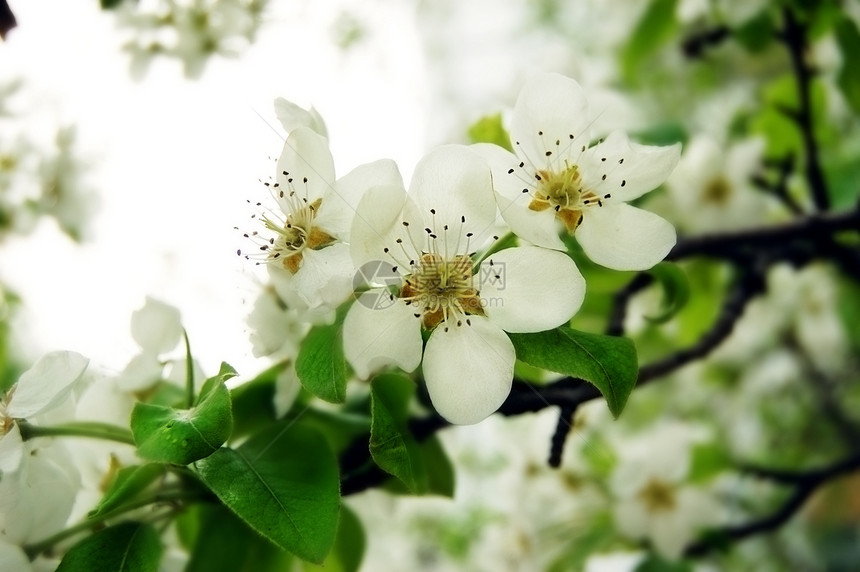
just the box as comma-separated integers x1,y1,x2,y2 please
8,351,89,418
343,295,423,379
511,73,591,170
579,130,681,203
0,424,24,474
350,183,410,269
130,296,183,355
275,126,335,206
481,247,585,332
422,316,514,424
576,203,676,271
273,97,328,137
316,159,403,240
292,244,355,308
408,145,497,245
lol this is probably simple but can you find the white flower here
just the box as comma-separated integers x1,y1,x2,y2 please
116,296,184,392
274,97,328,138
241,126,402,309
344,145,585,425
666,135,771,232
610,423,724,560
0,351,89,474
476,73,680,271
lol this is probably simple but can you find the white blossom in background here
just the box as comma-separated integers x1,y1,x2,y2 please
609,422,725,560
116,296,184,392
116,0,266,79
242,125,402,310
345,145,585,424
476,73,680,271
666,135,773,232
0,351,89,474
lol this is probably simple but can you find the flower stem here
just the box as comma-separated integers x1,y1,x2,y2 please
17,420,135,446
472,231,517,272
183,329,194,408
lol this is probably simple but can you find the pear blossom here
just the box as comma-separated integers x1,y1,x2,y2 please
274,97,328,138
0,351,88,474
609,423,724,560
241,125,402,309
116,296,184,392
475,73,680,271
666,135,773,232
344,145,585,425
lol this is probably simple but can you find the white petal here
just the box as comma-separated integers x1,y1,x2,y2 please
275,127,335,206
292,244,355,309
0,424,24,474
612,499,651,540
481,247,585,332
511,73,592,170
316,158,403,240
350,184,410,269
8,351,89,418
576,203,676,271
115,352,163,392
0,539,30,572
274,363,302,418
408,145,497,244
472,143,566,251
130,296,183,355
273,97,328,137
579,131,681,203
343,295,423,379
651,511,693,560
422,316,514,424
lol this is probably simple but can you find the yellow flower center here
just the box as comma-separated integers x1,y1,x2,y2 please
527,164,605,233
399,253,484,330
637,478,677,513
263,197,336,274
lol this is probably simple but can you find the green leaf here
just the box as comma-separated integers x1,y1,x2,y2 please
467,113,513,152
131,375,233,465
230,362,283,441
508,327,638,417
688,442,732,483
295,311,348,403
303,504,365,572
198,362,238,404
382,435,455,498
292,408,371,455
634,555,694,572
90,463,166,517
100,0,126,9
369,374,426,493
835,18,860,114
186,505,256,572
57,522,163,572
195,423,340,564
621,0,678,82
733,10,776,52
645,262,690,324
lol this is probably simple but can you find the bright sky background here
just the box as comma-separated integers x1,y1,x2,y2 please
2,0,429,377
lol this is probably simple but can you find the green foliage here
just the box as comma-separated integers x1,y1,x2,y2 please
508,327,638,417
100,0,126,9
90,464,166,517
688,442,732,483
645,262,691,324
384,435,456,497
369,374,426,493
296,309,349,403
621,0,678,83
546,511,615,572
303,504,366,572
733,11,776,52
57,522,163,572
835,18,860,115
230,361,283,440
287,406,371,455
130,364,235,465
467,113,513,152
195,422,340,564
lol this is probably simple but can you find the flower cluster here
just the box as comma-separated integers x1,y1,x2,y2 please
241,73,680,425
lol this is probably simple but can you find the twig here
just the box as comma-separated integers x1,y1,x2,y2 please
682,25,731,59
686,451,860,556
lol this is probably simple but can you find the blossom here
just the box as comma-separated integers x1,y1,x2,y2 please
344,145,585,425
609,422,724,559
241,126,402,309
0,351,89,474
116,296,184,392
475,73,680,271
665,135,772,232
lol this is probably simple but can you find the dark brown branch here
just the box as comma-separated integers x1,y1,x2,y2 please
548,404,576,468
781,7,830,211
0,0,15,40
686,451,860,556
682,25,731,59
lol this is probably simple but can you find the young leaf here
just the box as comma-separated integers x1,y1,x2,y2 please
295,314,348,403
508,328,638,417
130,372,233,465
57,522,163,572
645,262,690,324
467,113,513,152
369,374,426,493
90,463,166,517
384,435,455,498
835,18,860,114
621,0,678,82
303,504,366,572
230,362,283,441
195,423,340,564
